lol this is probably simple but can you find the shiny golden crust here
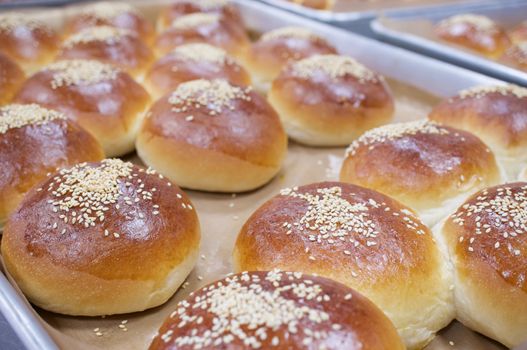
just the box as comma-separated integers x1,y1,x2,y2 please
0,53,25,105
0,104,104,226
441,182,527,347
340,121,501,213
14,60,151,157
244,26,337,83
136,79,287,192
233,182,455,349
57,26,154,77
65,2,155,43
144,44,251,100
435,14,510,58
268,54,394,146
149,271,404,350
154,13,250,59
502,41,527,70
1,159,200,316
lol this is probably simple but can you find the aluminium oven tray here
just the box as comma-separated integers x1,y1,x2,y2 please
371,0,527,86
0,0,515,349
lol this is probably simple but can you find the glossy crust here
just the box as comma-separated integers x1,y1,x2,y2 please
233,182,455,349
244,27,337,84
440,182,527,348
0,114,104,226
144,45,251,100
1,161,200,316
14,65,151,157
340,122,501,214
435,14,510,58
136,82,287,192
268,56,394,146
149,271,404,350
154,14,250,59
0,53,25,105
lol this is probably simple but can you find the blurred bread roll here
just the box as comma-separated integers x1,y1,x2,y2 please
14,59,151,157
234,182,455,349
288,0,334,10
0,53,25,105
502,41,527,71
510,21,527,43
268,54,394,146
2,159,200,316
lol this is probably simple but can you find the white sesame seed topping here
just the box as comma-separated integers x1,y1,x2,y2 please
458,84,527,100
63,25,133,47
80,2,138,20
439,14,499,34
291,54,379,83
261,26,318,41
44,60,119,88
170,13,219,30
0,104,66,134
170,43,231,66
0,12,48,32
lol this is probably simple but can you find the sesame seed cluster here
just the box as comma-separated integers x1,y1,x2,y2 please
45,60,119,89
508,42,527,64
159,270,341,349
0,104,66,134
64,25,134,47
458,84,527,100
168,79,252,116
261,26,318,42
170,13,220,30
171,43,232,66
194,0,229,9
451,184,527,256
80,2,138,20
439,14,499,34
345,120,450,157
0,13,46,32
291,54,379,83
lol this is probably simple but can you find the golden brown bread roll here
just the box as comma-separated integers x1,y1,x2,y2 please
435,14,510,58
510,21,527,43
233,182,455,349
429,84,527,178
14,59,151,157
144,43,251,100
136,79,287,192
268,54,394,146
243,26,337,86
0,13,59,72
149,271,405,350
154,13,250,59
2,159,200,316
340,120,501,225
0,53,25,105
65,2,155,44
57,25,154,77
502,41,527,71
0,103,104,227
439,182,527,348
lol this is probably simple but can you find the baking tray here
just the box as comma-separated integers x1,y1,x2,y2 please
0,0,515,349
371,0,527,86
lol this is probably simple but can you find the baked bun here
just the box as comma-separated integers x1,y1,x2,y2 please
0,13,58,72
502,41,527,71
14,59,150,157
510,21,527,43
288,0,334,10
157,0,243,31
65,2,155,44
57,25,154,77
154,13,250,59
136,79,287,192
2,159,200,316
244,26,337,86
268,54,394,146
439,182,527,348
233,182,455,349
144,43,251,100
0,104,104,227
149,270,404,350
429,84,527,178
435,14,510,58
340,120,501,225
0,53,25,105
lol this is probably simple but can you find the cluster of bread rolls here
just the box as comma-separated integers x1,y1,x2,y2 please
0,1,525,350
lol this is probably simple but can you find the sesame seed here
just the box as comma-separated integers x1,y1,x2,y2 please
449,340,455,346
80,2,138,21
261,26,319,41
170,43,231,66
44,60,118,88
63,25,133,47
458,84,527,100
344,293,352,300
170,13,219,30
291,54,379,83
0,13,48,32
0,104,67,134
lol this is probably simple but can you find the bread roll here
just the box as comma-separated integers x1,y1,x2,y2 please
439,182,527,348
510,21,527,43
429,84,527,178
0,53,25,105
154,13,250,60
57,25,154,77
268,54,394,146
149,271,404,350
136,79,287,192
144,43,251,100
288,0,334,10
2,159,200,316
502,41,527,71
234,182,455,349
0,103,104,227
340,120,501,225
14,59,151,157
435,14,510,58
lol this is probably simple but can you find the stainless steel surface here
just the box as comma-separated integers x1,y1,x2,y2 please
371,0,527,86
0,0,507,349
